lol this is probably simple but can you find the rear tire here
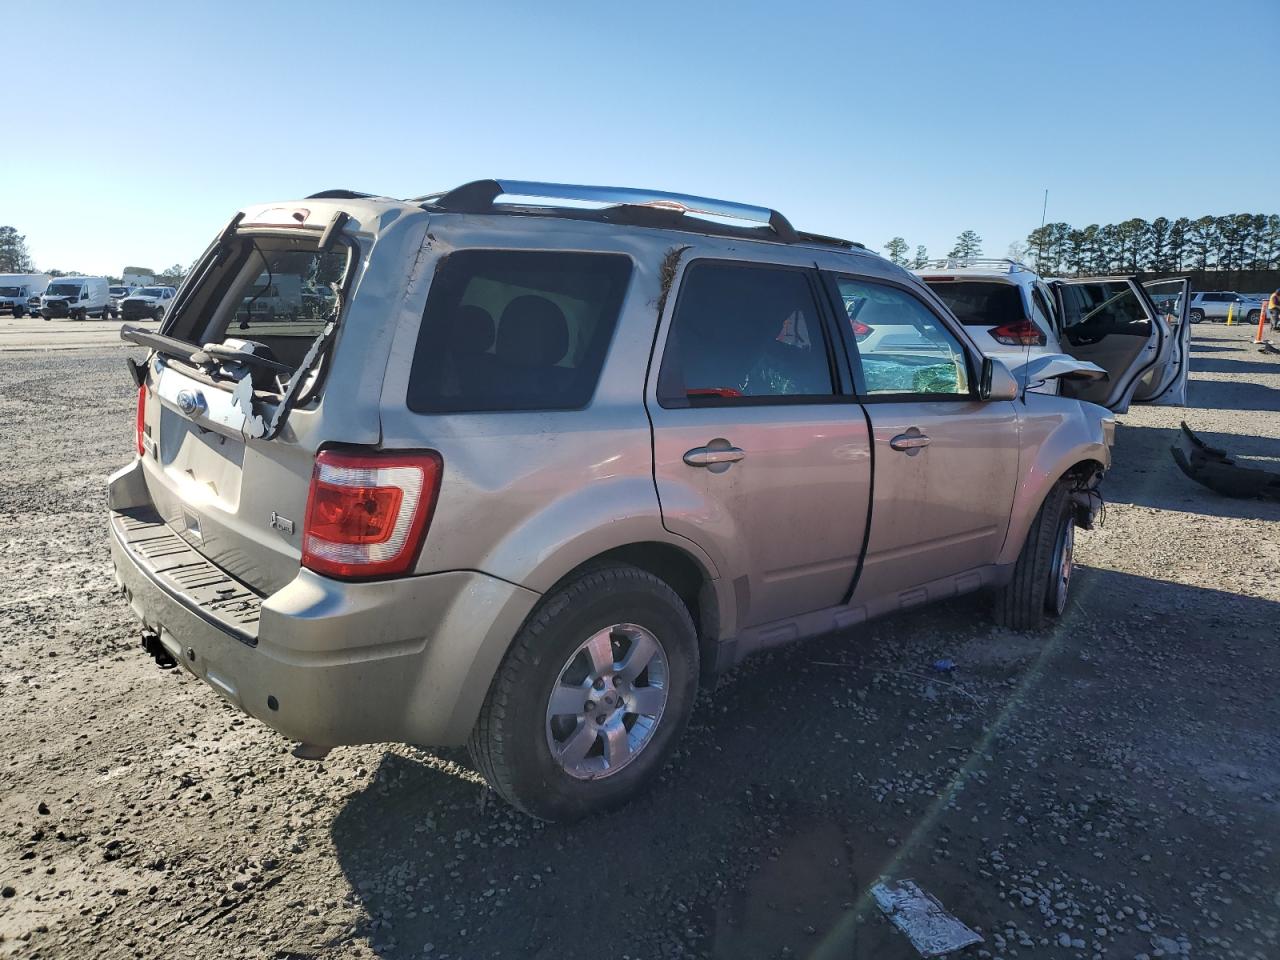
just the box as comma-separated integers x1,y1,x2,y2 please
1247,310,1260,325
993,482,1075,631
468,563,699,821
1188,309,1204,324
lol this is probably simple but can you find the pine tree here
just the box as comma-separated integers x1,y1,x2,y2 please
0,226,34,273
911,245,929,269
883,237,909,266
1168,218,1190,271
947,230,982,260
1147,217,1171,271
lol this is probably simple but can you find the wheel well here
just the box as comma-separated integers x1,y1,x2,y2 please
1059,459,1106,527
555,541,719,665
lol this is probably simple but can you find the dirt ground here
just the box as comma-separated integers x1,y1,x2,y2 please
1,320,1277,960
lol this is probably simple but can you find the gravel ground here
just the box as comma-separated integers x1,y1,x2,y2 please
1,322,1277,960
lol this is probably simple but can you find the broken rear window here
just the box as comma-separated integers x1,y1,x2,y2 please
163,234,352,376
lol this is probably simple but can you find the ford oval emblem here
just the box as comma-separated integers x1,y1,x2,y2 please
176,389,207,418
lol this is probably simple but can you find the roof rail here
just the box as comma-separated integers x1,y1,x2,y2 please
417,179,804,243
918,257,1034,274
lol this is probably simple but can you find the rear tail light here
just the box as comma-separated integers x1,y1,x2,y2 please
851,320,874,341
988,319,1046,347
301,449,442,580
135,384,147,456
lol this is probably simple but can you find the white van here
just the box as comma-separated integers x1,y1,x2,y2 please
0,274,51,317
39,276,113,320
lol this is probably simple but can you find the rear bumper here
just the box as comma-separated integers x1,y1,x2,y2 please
107,460,540,748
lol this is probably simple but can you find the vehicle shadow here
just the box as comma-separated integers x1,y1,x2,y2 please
328,567,1280,960
1186,377,1280,413
1189,357,1280,376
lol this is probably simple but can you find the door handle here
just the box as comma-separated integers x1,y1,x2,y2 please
889,432,931,452
684,444,746,468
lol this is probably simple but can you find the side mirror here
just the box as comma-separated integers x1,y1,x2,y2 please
980,357,1020,401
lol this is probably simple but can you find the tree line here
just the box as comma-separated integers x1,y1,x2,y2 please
1025,215,1280,276
0,226,185,285
885,214,1280,277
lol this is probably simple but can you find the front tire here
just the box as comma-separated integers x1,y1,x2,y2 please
993,482,1076,631
468,563,699,821
1247,310,1260,325
13,305,24,318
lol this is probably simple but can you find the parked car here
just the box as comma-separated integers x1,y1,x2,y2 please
108,180,1185,820
233,273,304,323
109,284,137,312
1188,291,1262,324
40,276,112,320
119,286,177,321
0,273,51,317
915,259,1190,409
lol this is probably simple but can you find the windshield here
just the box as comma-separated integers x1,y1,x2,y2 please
138,287,165,297
924,280,1025,326
0,286,21,297
48,283,82,297
110,286,130,296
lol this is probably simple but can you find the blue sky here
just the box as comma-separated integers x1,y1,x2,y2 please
7,0,1279,275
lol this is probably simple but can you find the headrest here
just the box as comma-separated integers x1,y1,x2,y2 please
496,295,569,366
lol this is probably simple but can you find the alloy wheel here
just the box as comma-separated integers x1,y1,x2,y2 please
544,623,669,780
1048,517,1075,616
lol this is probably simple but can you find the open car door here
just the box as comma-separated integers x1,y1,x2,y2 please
1051,277,1174,413
1133,278,1190,406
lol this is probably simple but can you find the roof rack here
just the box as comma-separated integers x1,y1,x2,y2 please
918,257,1034,274
415,179,858,249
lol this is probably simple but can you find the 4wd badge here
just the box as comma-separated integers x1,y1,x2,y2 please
270,512,295,535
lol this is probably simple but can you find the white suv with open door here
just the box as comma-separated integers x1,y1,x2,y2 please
915,259,1188,412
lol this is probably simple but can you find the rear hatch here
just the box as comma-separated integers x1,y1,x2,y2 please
129,208,382,596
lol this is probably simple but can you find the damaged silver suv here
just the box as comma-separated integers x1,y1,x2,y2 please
109,180,1166,820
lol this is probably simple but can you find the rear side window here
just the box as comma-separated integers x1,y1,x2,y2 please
657,261,834,406
408,250,632,413
924,280,1024,326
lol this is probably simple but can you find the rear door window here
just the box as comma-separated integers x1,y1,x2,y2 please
407,250,632,413
1058,281,1152,341
656,261,836,406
